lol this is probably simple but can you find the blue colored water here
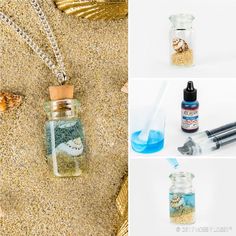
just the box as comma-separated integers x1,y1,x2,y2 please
131,130,164,153
169,192,195,223
169,192,195,212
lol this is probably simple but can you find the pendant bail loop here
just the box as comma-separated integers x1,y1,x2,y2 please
57,72,67,85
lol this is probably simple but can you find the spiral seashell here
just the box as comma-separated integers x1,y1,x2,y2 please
172,38,189,53
0,206,4,218
0,96,7,112
0,92,23,112
54,0,128,20
170,194,185,209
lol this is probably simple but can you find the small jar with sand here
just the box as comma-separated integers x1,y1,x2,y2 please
169,172,195,224
169,14,195,66
44,85,85,177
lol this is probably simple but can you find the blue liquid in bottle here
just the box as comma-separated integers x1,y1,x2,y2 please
131,130,164,153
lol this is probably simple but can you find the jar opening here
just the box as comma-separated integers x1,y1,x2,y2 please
169,172,194,181
169,14,195,29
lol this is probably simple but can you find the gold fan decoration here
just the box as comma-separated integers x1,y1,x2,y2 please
116,176,128,236
54,0,128,20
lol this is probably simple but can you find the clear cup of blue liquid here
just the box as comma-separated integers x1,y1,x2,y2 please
131,108,165,154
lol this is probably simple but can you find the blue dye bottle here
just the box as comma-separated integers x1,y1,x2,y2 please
181,81,199,133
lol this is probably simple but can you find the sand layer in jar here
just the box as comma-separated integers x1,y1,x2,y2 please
170,193,195,224
171,49,193,66
47,152,86,177
170,207,195,224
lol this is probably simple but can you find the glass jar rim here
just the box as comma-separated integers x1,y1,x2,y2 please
169,14,195,24
44,99,80,120
169,171,194,180
45,99,80,110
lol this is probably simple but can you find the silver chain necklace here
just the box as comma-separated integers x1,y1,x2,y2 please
0,0,67,85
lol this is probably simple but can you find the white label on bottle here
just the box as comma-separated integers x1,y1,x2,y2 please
182,108,199,130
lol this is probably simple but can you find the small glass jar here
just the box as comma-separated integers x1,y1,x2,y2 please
45,99,85,177
169,172,195,224
169,14,195,66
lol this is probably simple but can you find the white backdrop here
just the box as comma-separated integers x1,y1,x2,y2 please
129,79,236,157
130,158,236,236
129,0,236,78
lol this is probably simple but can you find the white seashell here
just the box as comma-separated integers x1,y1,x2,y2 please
56,137,84,156
172,38,189,53
170,195,185,209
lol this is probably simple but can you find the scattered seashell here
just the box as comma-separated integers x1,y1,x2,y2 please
0,92,23,112
0,96,7,112
121,82,128,94
0,207,4,218
54,0,128,20
172,38,189,53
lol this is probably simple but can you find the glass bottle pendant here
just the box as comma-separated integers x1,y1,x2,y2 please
44,85,86,177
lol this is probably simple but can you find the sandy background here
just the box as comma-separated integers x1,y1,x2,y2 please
0,0,127,235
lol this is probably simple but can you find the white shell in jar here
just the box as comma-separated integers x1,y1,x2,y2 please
172,38,189,53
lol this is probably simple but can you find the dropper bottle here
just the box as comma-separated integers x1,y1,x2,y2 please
181,81,199,133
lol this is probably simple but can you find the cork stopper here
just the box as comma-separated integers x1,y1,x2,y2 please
49,85,74,100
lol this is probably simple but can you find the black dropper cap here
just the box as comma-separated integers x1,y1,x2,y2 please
184,81,197,102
